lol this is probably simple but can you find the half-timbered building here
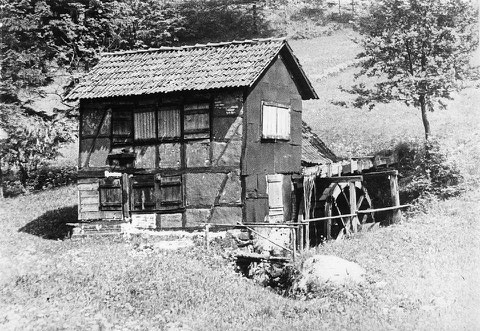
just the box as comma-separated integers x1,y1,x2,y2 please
67,38,323,230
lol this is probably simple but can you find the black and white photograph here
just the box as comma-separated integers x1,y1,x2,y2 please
1,0,479,329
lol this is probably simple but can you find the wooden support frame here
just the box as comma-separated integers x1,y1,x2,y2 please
349,181,358,233
322,175,363,183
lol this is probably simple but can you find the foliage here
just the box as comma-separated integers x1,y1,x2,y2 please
3,165,78,197
0,0,271,195
395,138,463,202
348,0,479,139
0,105,75,190
1,0,271,100
176,0,271,44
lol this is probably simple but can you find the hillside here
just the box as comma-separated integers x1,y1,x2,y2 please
291,29,480,163
1,29,480,329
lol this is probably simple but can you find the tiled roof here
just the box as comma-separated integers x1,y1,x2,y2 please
67,39,317,100
302,122,337,165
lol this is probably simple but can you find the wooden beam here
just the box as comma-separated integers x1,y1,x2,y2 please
349,181,358,233
357,204,412,213
362,170,398,177
122,173,130,219
321,175,363,183
300,213,357,223
325,207,332,240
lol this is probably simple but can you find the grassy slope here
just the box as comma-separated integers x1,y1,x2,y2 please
290,30,480,163
1,186,479,330
1,30,480,330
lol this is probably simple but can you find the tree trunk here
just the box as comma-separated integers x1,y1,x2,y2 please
0,163,3,199
19,164,28,189
419,94,431,141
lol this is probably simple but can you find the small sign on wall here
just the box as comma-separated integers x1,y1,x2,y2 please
131,213,156,229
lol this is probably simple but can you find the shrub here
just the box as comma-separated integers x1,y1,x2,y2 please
3,165,77,197
395,138,463,202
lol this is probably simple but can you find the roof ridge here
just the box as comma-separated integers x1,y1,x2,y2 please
101,37,287,56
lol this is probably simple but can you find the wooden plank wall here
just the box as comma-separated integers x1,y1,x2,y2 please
78,178,123,221
243,56,303,224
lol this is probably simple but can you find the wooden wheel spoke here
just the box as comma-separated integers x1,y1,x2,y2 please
356,194,365,210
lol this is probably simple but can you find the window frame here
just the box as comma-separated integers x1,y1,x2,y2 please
110,100,212,146
111,108,134,146
129,174,184,212
261,101,291,141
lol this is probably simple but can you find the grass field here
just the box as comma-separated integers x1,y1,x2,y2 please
1,29,480,330
1,185,479,330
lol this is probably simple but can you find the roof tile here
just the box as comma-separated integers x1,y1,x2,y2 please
67,39,292,100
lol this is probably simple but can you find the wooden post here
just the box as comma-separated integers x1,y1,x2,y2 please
389,171,401,224
305,221,310,249
292,227,297,261
298,215,304,252
204,223,210,250
349,181,358,233
325,208,332,240
122,173,130,220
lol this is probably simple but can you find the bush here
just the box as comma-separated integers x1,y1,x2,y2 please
395,138,463,202
3,165,77,197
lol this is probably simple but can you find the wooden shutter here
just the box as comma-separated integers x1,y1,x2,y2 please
276,107,290,140
262,103,290,140
158,106,181,139
134,111,156,140
157,175,183,210
262,104,277,139
99,178,122,211
267,174,284,217
184,103,210,139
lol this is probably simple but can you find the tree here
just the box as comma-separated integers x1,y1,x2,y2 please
176,0,271,44
350,0,479,140
0,105,75,190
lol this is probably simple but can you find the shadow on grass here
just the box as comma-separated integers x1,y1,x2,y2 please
19,205,77,240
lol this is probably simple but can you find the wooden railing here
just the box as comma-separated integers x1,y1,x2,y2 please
201,204,412,261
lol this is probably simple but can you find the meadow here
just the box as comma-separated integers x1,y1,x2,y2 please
1,29,480,330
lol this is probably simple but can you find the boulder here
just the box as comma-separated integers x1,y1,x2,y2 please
295,255,366,290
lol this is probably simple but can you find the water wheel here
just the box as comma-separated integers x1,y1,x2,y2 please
310,181,374,243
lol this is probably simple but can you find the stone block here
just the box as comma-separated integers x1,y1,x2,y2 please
210,206,242,225
135,145,156,169
186,141,210,168
185,173,225,206
159,143,181,169
185,208,211,227
219,172,241,204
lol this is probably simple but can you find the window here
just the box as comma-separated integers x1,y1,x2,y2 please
132,175,156,211
261,102,290,140
112,110,133,144
158,106,181,139
134,111,156,141
99,178,122,211
157,175,183,210
110,101,211,144
184,103,210,139
131,175,183,211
